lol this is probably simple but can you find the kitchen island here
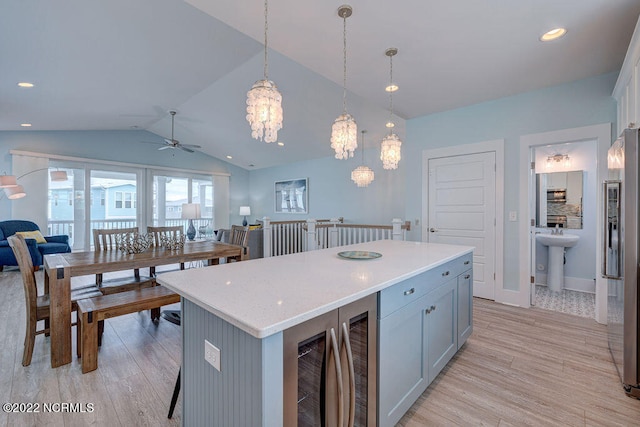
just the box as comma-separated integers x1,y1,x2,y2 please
158,239,473,426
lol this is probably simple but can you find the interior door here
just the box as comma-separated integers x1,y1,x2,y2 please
427,152,496,299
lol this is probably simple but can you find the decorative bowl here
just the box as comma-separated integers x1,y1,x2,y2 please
160,234,186,251
115,233,152,254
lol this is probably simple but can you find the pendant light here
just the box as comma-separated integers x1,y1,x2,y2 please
330,5,357,160
246,0,283,143
351,130,374,187
380,48,402,170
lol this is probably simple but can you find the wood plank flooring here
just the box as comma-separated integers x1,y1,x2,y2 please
1,268,638,426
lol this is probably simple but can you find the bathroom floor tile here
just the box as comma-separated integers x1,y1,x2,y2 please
534,285,595,319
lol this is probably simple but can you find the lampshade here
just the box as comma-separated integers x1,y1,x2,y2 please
50,170,68,181
4,185,26,200
239,206,251,216
181,203,201,220
0,175,17,188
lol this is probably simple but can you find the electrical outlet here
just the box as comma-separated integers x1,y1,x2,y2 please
509,211,517,221
204,339,221,372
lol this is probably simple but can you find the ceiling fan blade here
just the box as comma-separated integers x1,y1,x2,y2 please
179,146,195,153
164,138,177,145
180,143,202,149
158,146,173,151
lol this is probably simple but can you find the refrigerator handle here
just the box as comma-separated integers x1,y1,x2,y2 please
602,180,623,279
330,328,344,427
341,322,356,427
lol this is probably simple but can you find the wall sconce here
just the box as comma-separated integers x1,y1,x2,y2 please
546,154,571,170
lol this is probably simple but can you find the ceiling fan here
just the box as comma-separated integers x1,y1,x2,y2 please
143,111,201,153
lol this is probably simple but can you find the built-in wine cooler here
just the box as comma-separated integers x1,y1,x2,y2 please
284,294,377,426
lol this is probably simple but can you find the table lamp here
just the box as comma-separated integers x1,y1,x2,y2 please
239,206,251,226
182,203,201,241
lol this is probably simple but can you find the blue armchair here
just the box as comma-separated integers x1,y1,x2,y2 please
0,220,71,270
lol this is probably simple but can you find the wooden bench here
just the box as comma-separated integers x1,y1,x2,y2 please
77,286,180,373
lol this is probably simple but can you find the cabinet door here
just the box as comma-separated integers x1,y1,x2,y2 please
425,278,457,384
338,294,377,427
378,295,427,427
457,270,473,347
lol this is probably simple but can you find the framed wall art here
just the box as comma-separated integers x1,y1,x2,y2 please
275,178,308,214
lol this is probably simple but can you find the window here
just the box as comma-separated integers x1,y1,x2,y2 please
115,192,123,209
124,192,132,209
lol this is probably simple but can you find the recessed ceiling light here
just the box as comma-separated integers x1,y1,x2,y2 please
20,123,32,127
385,84,398,93
540,28,567,42
226,155,232,159
277,142,284,146
17,82,34,88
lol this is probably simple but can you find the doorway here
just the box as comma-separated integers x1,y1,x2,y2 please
518,124,610,324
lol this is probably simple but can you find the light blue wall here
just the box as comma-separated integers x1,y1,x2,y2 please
248,151,405,224
0,130,249,224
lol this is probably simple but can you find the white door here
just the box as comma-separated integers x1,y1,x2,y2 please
427,152,496,299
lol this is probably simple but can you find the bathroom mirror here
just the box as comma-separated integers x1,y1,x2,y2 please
535,170,584,229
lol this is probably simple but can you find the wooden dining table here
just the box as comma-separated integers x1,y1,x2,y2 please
43,240,243,368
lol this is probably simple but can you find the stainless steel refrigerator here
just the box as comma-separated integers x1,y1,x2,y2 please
603,127,640,398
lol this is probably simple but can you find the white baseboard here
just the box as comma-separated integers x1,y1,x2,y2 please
535,274,595,293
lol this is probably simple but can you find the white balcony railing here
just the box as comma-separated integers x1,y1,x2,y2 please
262,218,410,258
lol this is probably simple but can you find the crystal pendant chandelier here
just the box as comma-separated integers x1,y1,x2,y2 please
331,5,357,160
351,130,374,187
246,0,283,143
380,48,402,170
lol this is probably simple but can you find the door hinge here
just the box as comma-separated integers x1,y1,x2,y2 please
531,161,535,170
530,219,535,226
530,276,535,284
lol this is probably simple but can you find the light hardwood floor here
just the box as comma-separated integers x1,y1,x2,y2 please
1,268,638,426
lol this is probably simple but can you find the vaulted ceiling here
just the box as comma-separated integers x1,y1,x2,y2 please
1,0,639,169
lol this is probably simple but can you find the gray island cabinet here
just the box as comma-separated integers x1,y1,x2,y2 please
157,240,473,426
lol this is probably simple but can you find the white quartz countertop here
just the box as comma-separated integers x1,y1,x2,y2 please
157,240,473,338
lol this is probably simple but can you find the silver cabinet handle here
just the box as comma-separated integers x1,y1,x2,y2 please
442,271,450,277
404,288,415,296
426,307,431,314
429,228,438,232
341,322,356,427
464,274,470,280
330,328,344,427
426,305,436,314
464,260,470,265
431,305,436,312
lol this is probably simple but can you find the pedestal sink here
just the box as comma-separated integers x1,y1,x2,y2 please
536,233,579,292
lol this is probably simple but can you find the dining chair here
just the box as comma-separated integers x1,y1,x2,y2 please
146,225,185,275
226,225,250,262
8,234,104,366
92,228,155,295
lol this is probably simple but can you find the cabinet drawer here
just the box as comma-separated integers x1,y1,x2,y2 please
379,253,472,319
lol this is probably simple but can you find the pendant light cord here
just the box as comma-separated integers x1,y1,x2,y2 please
388,53,393,135
342,11,348,113
361,130,365,163
264,0,269,80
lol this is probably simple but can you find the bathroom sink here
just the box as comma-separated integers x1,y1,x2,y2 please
536,233,579,248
